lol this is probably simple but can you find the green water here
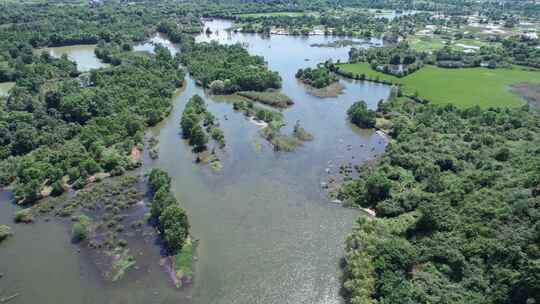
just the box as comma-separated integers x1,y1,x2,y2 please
0,20,390,304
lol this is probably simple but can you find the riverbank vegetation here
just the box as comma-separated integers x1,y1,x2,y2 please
339,95,540,304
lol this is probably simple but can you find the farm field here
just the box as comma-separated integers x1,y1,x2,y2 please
337,63,540,107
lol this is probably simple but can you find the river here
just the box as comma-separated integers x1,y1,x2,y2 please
0,19,389,304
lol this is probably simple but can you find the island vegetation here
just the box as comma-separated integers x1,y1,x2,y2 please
180,42,281,93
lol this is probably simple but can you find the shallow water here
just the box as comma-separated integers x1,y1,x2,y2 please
146,20,389,304
36,44,107,72
0,20,389,304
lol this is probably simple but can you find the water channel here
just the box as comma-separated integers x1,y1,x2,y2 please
0,19,389,304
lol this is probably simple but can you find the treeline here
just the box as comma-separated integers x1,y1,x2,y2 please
295,65,338,88
180,95,225,153
0,42,183,204
148,169,189,255
349,43,425,77
179,42,282,93
231,10,431,40
339,97,540,303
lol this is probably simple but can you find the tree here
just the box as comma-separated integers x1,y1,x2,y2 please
159,204,189,255
147,168,171,192
347,101,376,128
365,173,391,205
189,124,208,152
151,187,176,219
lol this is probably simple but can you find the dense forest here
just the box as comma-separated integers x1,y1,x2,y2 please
339,97,540,303
0,41,183,203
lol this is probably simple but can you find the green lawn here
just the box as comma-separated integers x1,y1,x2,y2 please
408,37,447,52
337,63,540,108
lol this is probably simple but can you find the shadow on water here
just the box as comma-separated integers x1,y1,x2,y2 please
0,19,390,304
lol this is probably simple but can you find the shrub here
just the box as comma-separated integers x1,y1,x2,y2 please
72,215,91,243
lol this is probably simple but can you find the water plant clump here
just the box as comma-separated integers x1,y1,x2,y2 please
14,208,34,223
261,120,314,152
0,225,13,243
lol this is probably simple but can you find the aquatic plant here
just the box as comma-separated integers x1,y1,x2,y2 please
0,225,13,242
72,215,91,243
14,208,34,223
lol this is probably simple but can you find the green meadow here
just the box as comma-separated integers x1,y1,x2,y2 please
337,63,540,108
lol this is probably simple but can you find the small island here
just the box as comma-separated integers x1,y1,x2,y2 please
295,65,344,98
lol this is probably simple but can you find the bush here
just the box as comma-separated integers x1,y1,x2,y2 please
72,215,90,243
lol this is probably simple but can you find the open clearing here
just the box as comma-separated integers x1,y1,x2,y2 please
337,63,540,108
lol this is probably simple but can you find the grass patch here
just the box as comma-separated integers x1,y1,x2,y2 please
174,237,197,288
336,63,540,108
304,82,344,98
408,37,447,52
236,91,293,108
